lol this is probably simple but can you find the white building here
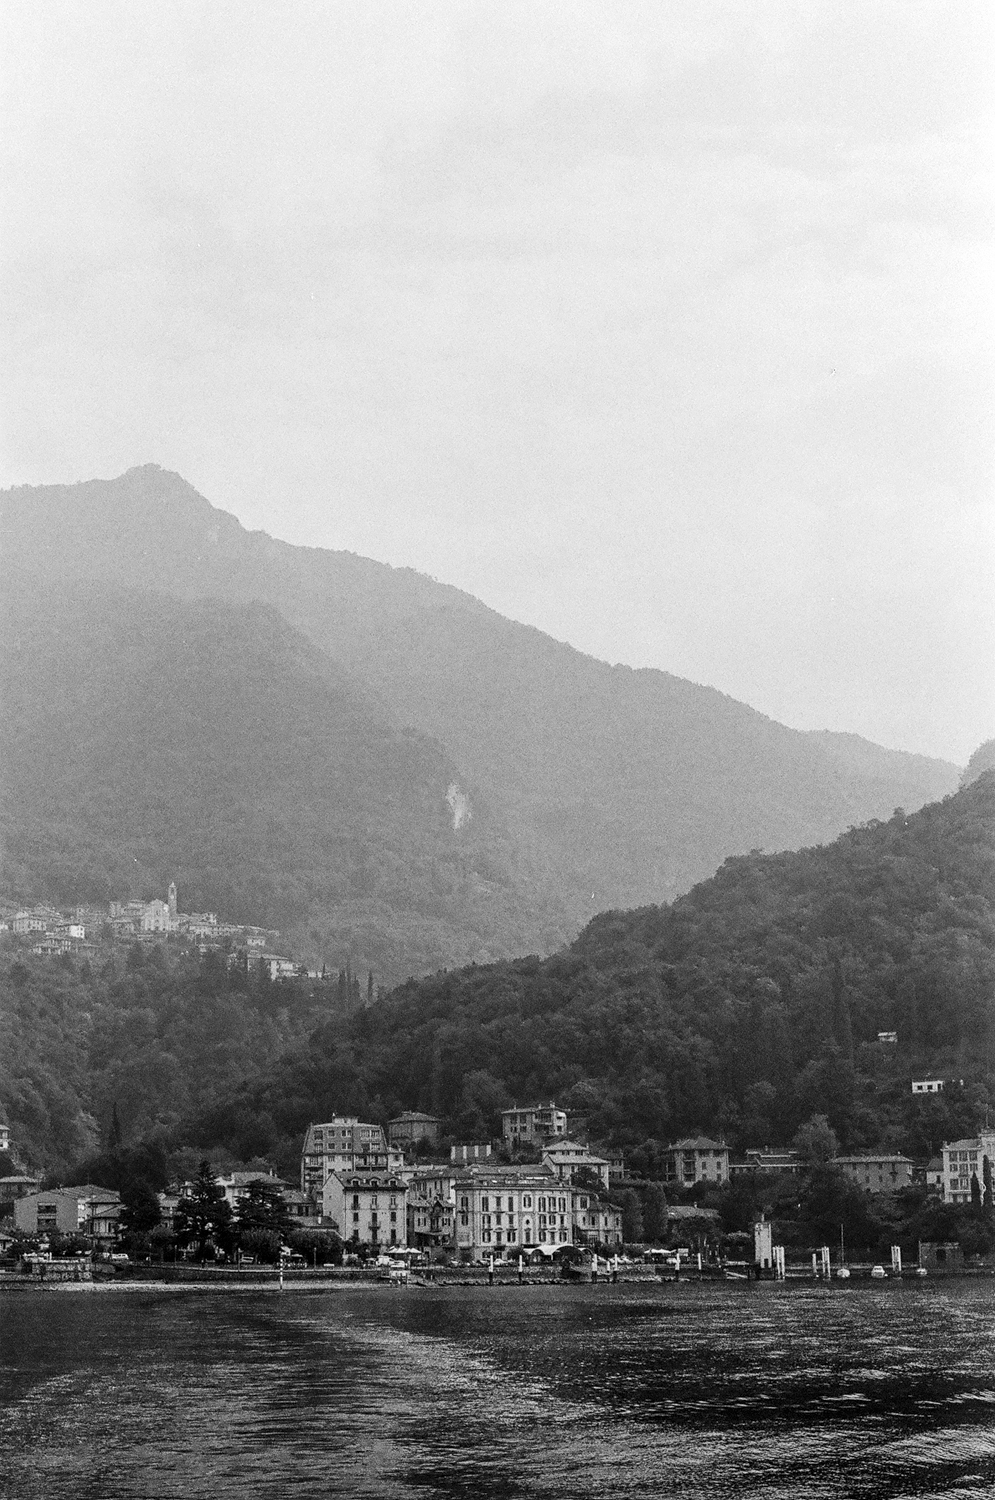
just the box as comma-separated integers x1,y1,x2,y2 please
452,1164,623,1259
541,1140,611,1188
324,1168,408,1250
301,1119,406,1210
912,1079,945,1095
941,1132,995,1204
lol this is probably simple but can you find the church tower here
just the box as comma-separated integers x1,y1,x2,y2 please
167,881,177,921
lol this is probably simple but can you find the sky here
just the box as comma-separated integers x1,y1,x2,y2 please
1,1,992,764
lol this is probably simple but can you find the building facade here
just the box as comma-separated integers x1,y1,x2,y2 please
406,1169,458,1251
452,1165,623,1259
663,1137,730,1187
14,1185,120,1245
388,1112,441,1147
323,1168,408,1249
301,1118,390,1195
834,1154,914,1193
501,1102,568,1145
941,1132,995,1204
541,1141,611,1188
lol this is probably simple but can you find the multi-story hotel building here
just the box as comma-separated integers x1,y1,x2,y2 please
452,1165,623,1258
300,1118,395,1196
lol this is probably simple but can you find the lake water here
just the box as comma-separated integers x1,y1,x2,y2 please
2,1279,994,1498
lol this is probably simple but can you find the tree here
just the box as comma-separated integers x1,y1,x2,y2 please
793,1114,839,1166
234,1179,291,1242
970,1172,982,1211
174,1161,232,1261
107,1101,123,1150
642,1183,669,1243
119,1179,162,1235
983,1155,993,1210
619,1189,644,1244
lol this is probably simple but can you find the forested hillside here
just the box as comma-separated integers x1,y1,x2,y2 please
0,943,340,1174
1,466,958,964
186,771,995,1168
3,772,992,1178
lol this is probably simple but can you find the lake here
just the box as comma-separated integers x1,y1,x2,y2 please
2,1279,994,1498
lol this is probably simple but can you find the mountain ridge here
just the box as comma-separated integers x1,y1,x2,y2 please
1,465,961,974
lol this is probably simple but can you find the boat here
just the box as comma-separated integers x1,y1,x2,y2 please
870,1264,887,1279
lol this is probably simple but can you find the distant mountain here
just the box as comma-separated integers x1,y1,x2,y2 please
1,466,960,975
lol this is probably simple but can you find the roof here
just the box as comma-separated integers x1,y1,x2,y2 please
834,1154,913,1165
666,1205,721,1221
501,1101,564,1114
543,1150,609,1166
390,1112,440,1124
668,1137,728,1151
330,1169,407,1187
25,1184,121,1202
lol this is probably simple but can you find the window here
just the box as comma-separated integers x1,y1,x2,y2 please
352,1195,360,1210
482,1197,489,1211
524,1196,532,1209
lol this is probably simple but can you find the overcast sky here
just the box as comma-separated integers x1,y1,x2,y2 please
2,1,992,763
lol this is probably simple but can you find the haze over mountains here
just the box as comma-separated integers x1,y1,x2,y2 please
0,465,959,980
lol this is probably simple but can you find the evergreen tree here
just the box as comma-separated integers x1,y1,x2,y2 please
108,1101,123,1150
619,1189,644,1244
642,1183,669,1243
234,1179,292,1241
983,1155,993,1210
174,1161,232,1261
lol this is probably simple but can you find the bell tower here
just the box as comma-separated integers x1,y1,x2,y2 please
167,881,177,921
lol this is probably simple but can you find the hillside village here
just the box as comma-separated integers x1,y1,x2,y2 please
3,883,305,979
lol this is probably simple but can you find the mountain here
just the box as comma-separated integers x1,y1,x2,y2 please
1,465,959,974
0,576,573,978
189,769,995,1170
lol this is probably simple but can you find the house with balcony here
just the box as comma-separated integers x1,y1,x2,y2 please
941,1132,995,1204
663,1137,730,1187
501,1102,568,1145
14,1185,120,1246
541,1140,611,1189
300,1118,392,1196
323,1168,408,1250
